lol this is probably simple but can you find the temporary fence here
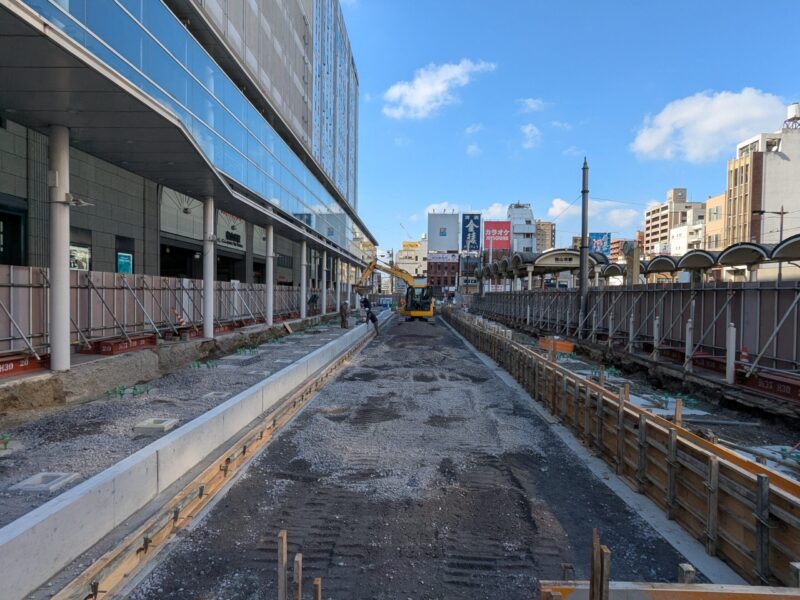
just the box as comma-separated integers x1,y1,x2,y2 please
443,307,800,587
470,282,800,375
0,265,313,356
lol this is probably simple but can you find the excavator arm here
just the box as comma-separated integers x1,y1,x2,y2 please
355,259,419,294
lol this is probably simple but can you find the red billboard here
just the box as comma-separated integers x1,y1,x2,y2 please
483,220,511,250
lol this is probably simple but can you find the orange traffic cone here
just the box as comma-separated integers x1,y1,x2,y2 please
740,346,749,363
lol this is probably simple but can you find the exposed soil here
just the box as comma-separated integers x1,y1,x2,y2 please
129,318,695,600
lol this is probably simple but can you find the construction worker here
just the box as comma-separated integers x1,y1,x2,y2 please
361,297,379,336
339,301,349,329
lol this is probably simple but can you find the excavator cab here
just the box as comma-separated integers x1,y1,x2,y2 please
403,286,434,320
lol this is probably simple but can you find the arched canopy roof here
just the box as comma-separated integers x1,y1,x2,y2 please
500,258,511,274
534,248,581,273
646,255,677,273
677,250,719,270
718,242,771,266
771,233,800,261
490,261,502,276
602,263,624,278
624,261,649,275
511,251,537,271
589,252,610,267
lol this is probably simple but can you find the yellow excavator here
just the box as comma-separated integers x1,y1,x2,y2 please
355,259,435,320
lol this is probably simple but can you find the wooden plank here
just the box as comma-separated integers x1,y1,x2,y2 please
616,391,625,475
706,457,719,556
313,577,322,600
667,429,678,520
293,553,303,600
278,530,288,600
637,414,648,494
754,474,771,583
600,545,611,600
590,528,601,600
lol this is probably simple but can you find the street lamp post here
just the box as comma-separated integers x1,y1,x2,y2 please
752,205,785,283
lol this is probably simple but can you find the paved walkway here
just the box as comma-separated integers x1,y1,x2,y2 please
0,318,359,527
130,317,693,600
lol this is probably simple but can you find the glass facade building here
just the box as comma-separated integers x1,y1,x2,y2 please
24,0,369,260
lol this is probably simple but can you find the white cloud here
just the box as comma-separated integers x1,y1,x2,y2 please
631,87,785,163
562,145,583,157
466,143,482,157
464,123,483,135
550,120,572,130
518,97,545,112
481,203,507,219
546,198,645,231
547,197,580,219
521,123,541,149
383,59,496,119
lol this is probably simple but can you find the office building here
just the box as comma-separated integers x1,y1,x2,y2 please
0,0,375,369
395,236,428,293
427,212,460,252
534,220,556,252
427,252,459,297
643,188,704,257
669,205,706,256
704,194,726,250
726,104,800,246
507,203,536,253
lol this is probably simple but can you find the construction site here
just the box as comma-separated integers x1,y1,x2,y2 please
1,0,800,598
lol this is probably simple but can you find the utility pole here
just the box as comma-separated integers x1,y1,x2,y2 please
578,158,590,337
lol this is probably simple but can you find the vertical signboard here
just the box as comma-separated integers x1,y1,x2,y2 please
589,232,611,256
427,213,460,252
483,220,511,250
461,213,481,252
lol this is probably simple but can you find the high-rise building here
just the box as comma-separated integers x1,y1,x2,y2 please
725,104,800,246
534,220,556,252
507,203,537,253
0,0,374,281
643,188,705,257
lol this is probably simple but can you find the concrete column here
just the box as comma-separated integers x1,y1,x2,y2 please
685,318,694,373
202,196,215,339
300,240,307,319
48,125,71,372
527,267,534,291
265,224,274,326
335,258,342,310
321,250,327,315
726,322,736,384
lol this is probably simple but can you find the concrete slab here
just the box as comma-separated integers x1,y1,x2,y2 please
11,472,80,493
133,418,179,435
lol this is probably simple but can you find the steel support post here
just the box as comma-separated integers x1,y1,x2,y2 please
684,318,693,373
265,224,274,326
202,196,215,339
652,316,660,360
335,258,342,311
321,250,327,316
300,240,307,319
48,125,71,371
726,322,736,384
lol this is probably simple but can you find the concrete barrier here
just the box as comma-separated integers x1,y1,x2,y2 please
0,310,391,600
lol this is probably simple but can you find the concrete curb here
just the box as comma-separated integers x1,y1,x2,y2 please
0,310,392,600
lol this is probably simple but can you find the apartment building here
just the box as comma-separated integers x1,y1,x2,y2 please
644,188,705,257
534,220,556,252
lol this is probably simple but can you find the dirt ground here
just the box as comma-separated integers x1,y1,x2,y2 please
129,317,694,599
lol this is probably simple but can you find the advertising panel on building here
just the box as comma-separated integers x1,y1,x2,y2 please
427,252,460,263
589,232,611,256
427,213,460,252
483,220,511,250
461,213,481,252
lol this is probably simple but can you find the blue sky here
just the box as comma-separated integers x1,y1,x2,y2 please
341,1,800,252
